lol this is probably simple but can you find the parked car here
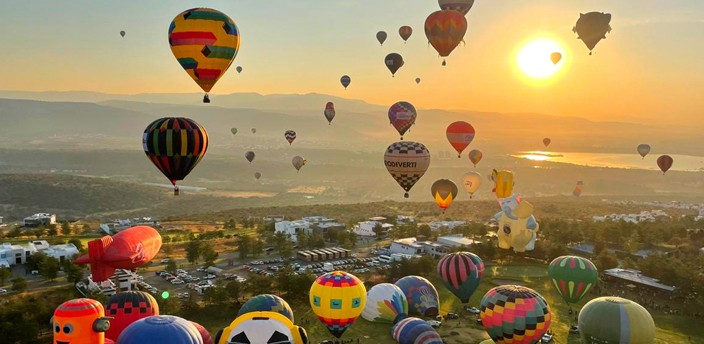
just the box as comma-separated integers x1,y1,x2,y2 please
171,279,184,285
176,269,187,275
446,313,459,319
160,259,171,264
465,306,481,314
0,288,8,294
203,274,216,280
426,320,442,328
196,267,206,272
541,332,554,343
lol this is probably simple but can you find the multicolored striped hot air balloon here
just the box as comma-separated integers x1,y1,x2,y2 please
395,276,439,317
388,101,417,140
237,294,294,323
384,141,431,198
190,322,213,344
362,283,408,324
424,10,467,65
431,179,458,212
105,291,160,341
284,130,296,145
578,297,655,344
143,117,208,195
480,285,552,344
547,256,597,308
468,149,482,167
446,121,475,157
657,155,673,174
309,271,366,338
437,252,484,303
391,317,443,344
168,8,240,103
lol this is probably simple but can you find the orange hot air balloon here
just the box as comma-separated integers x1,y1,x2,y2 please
424,10,467,66
446,121,475,157
431,179,458,212
550,52,562,65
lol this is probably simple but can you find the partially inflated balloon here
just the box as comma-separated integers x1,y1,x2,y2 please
579,297,655,344
236,66,242,73
437,252,484,303
399,26,413,43
245,151,255,163
384,141,431,198
310,271,366,338
548,256,597,305
637,144,650,159
438,0,475,15
324,102,336,124
237,294,294,323
169,8,240,103
117,315,203,344
543,138,551,148
388,101,417,140
480,285,551,344
105,291,160,341
292,156,307,172
573,12,612,55
425,10,467,65
376,31,387,46
468,149,482,167
462,171,482,198
143,117,208,195
573,181,584,197
385,53,404,77
362,283,408,324
395,276,439,317
431,179,458,211
550,52,562,65
120,30,126,38
657,155,673,174
392,317,443,344
284,130,296,145
446,121,475,157
340,75,351,89
230,128,237,135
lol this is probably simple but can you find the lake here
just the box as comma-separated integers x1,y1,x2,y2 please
512,151,704,172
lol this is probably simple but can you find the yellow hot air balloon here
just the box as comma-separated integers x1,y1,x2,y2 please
431,179,458,212
461,172,482,198
491,169,514,198
310,271,367,338
168,8,240,103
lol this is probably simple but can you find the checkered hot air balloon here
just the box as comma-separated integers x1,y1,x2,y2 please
384,141,431,198
309,271,366,338
388,101,417,140
480,285,552,344
105,291,160,341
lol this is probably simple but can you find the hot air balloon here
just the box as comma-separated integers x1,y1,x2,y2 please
362,283,408,324
415,77,421,84
425,10,467,66
438,0,476,15
657,155,673,174
74,226,162,282
573,181,584,197
491,169,514,198
237,294,294,323
254,172,261,180
388,101,417,140
399,26,413,43
384,141,431,198
310,271,366,338
236,66,242,73
579,297,655,344
468,149,482,167
548,256,597,312
292,156,307,172
550,52,562,65
637,144,651,159
573,12,612,55
53,298,111,344
190,322,213,344
251,128,256,134
391,317,443,344
284,130,296,145
446,121,475,157
494,194,539,253
480,285,552,344
117,315,203,344
395,276,439,317
340,75,351,89
245,151,255,163
105,291,160,341
461,171,482,198
324,102,336,124
431,179,458,211
143,117,208,195
385,53,404,77
168,8,240,103
543,138,551,148
230,128,237,136
120,30,126,38
437,252,484,303
376,31,388,46
214,311,308,344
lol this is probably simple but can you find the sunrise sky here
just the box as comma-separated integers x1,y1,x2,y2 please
0,0,703,121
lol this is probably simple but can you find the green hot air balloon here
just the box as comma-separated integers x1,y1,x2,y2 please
547,256,598,313
578,297,655,344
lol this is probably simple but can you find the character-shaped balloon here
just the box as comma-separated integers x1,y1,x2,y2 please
491,169,514,198
237,294,294,323
52,298,111,344
214,311,308,344
494,194,539,252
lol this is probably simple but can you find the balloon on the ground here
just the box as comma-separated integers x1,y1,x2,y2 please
105,291,160,341
657,155,673,174
637,144,651,159
437,252,484,303
384,141,431,198
391,317,443,344
385,53,404,77
245,151,255,163
395,276,439,317
399,26,413,42
340,75,351,89
494,194,539,252
431,179,458,211
425,10,467,65
490,169,514,198
237,294,294,323
550,52,562,65
578,297,655,344
214,311,308,344
143,117,208,195
543,138,551,148
462,171,482,198
438,0,475,15
388,101,417,140
324,102,336,124
362,283,408,324
169,8,240,102
117,315,202,344
53,298,111,344
292,156,307,172
309,271,366,338
573,12,612,55
376,31,387,46
548,256,598,305
468,149,482,167
285,130,296,145
74,226,162,282
190,322,213,344
480,285,551,344
446,121,475,157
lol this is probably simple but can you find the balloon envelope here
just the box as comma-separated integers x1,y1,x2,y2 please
230,128,237,135
237,294,294,323
392,317,443,344
548,256,598,304
362,283,408,324
309,271,367,338
340,75,351,89
431,179,458,210
384,141,431,198
284,130,296,145
105,291,160,341
120,30,126,37
190,322,213,344
292,156,307,172
324,102,336,124
395,276,439,317
437,252,484,303
215,311,306,344
468,149,483,167
251,128,256,134
245,151,255,163
254,172,261,180
438,0,475,15
491,169,514,198
376,31,387,45
399,26,413,42
425,10,467,64
573,12,612,53
578,297,655,344
53,298,109,344
637,144,651,158
236,66,242,73
543,138,551,147
117,315,203,344
462,171,482,196
415,77,421,84
388,101,417,139
480,285,551,344
446,121,475,157
657,155,673,173
550,52,562,65
385,53,404,77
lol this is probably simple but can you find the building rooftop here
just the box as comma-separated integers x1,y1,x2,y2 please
393,237,422,248
369,216,387,221
437,235,479,246
603,268,675,292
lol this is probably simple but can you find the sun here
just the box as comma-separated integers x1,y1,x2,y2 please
517,39,564,79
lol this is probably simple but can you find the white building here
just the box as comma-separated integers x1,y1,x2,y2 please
389,235,478,258
264,215,285,223
390,237,424,255
0,243,28,267
353,221,393,237
427,220,467,231
0,241,78,267
437,234,479,248
592,210,672,224
43,243,79,263
23,213,57,227
275,220,312,242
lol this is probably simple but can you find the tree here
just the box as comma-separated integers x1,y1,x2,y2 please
245,274,273,296
180,292,201,315
225,280,242,304
60,221,72,235
158,295,182,315
11,276,27,291
68,238,84,253
0,268,11,286
186,241,202,265
82,224,92,234
166,260,178,274
238,235,252,259
418,224,432,238
46,224,58,237
595,250,618,271
202,245,219,268
26,252,47,272
64,261,84,285
252,238,264,257
372,223,385,239
162,244,174,256
40,257,61,280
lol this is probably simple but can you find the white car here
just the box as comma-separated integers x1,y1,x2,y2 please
541,333,554,343
426,320,442,328
0,288,8,294
170,279,184,285
466,306,481,315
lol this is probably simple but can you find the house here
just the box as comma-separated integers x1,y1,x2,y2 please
43,243,79,263
302,216,345,232
0,243,28,266
23,213,57,227
264,215,285,223
353,220,393,237
274,220,312,242
397,215,415,224
0,241,78,267
390,238,424,255
427,220,467,231
436,234,479,248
